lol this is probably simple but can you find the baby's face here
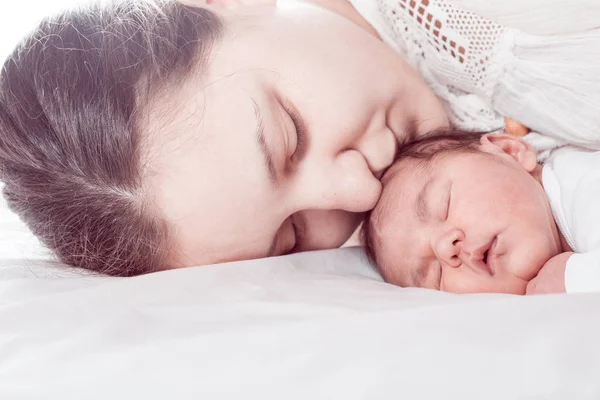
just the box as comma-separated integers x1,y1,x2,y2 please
373,137,564,294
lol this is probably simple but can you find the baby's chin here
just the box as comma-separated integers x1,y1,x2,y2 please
445,265,536,295
446,281,527,295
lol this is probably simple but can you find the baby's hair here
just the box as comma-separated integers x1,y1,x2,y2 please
0,1,223,276
362,128,487,276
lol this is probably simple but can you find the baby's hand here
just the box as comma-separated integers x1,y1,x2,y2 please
525,252,574,295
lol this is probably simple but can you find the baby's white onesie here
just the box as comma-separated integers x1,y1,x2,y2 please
543,147,600,293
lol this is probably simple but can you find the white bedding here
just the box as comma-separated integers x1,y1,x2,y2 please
2,188,600,399
2,2,600,399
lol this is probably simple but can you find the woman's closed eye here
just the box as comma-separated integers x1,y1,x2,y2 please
290,213,305,253
283,214,304,254
284,99,307,162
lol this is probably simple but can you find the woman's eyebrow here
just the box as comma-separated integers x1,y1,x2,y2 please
252,99,278,186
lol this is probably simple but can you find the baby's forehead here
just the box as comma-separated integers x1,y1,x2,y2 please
369,158,434,280
372,159,426,242
369,195,420,287
380,157,429,193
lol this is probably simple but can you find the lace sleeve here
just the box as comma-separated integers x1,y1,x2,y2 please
449,0,600,35
363,0,508,131
352,0,600,148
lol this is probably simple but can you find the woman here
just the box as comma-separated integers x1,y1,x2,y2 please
0,0,597,275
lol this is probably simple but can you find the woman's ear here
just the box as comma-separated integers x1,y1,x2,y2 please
480,134,538,172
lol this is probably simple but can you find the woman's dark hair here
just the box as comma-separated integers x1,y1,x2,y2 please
0,1,223,276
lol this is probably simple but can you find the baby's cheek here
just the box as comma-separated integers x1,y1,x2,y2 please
506,248,548,284
376,250,409,287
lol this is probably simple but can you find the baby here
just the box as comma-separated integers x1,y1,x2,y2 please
363,129,600,295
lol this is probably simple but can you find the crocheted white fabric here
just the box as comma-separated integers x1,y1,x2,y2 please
349,0,600,150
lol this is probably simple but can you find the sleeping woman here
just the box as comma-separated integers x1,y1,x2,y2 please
0,0,598,276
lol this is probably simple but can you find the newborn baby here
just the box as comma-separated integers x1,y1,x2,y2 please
363,129,600,295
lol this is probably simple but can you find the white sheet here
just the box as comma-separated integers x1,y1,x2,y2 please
2,2,600,399
2,190,600,398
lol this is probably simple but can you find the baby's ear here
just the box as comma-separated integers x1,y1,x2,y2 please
480,134,538,172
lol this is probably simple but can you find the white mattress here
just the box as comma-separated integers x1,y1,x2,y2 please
2,2,600,399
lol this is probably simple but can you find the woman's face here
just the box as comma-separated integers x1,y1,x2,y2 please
146,0,449,267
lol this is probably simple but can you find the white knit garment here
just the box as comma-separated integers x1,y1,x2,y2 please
349,0,600,150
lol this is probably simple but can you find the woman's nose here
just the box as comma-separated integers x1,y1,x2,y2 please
432,228,465,268
352,126,397,176
294,149,382,213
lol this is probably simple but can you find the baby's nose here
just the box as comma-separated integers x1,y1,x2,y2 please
433,229,465,267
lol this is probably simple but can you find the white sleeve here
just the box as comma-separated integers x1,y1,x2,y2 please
544,150,600,294
565,251,600,293
489,15,600,150
448,0,600,35
449,1,600,150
